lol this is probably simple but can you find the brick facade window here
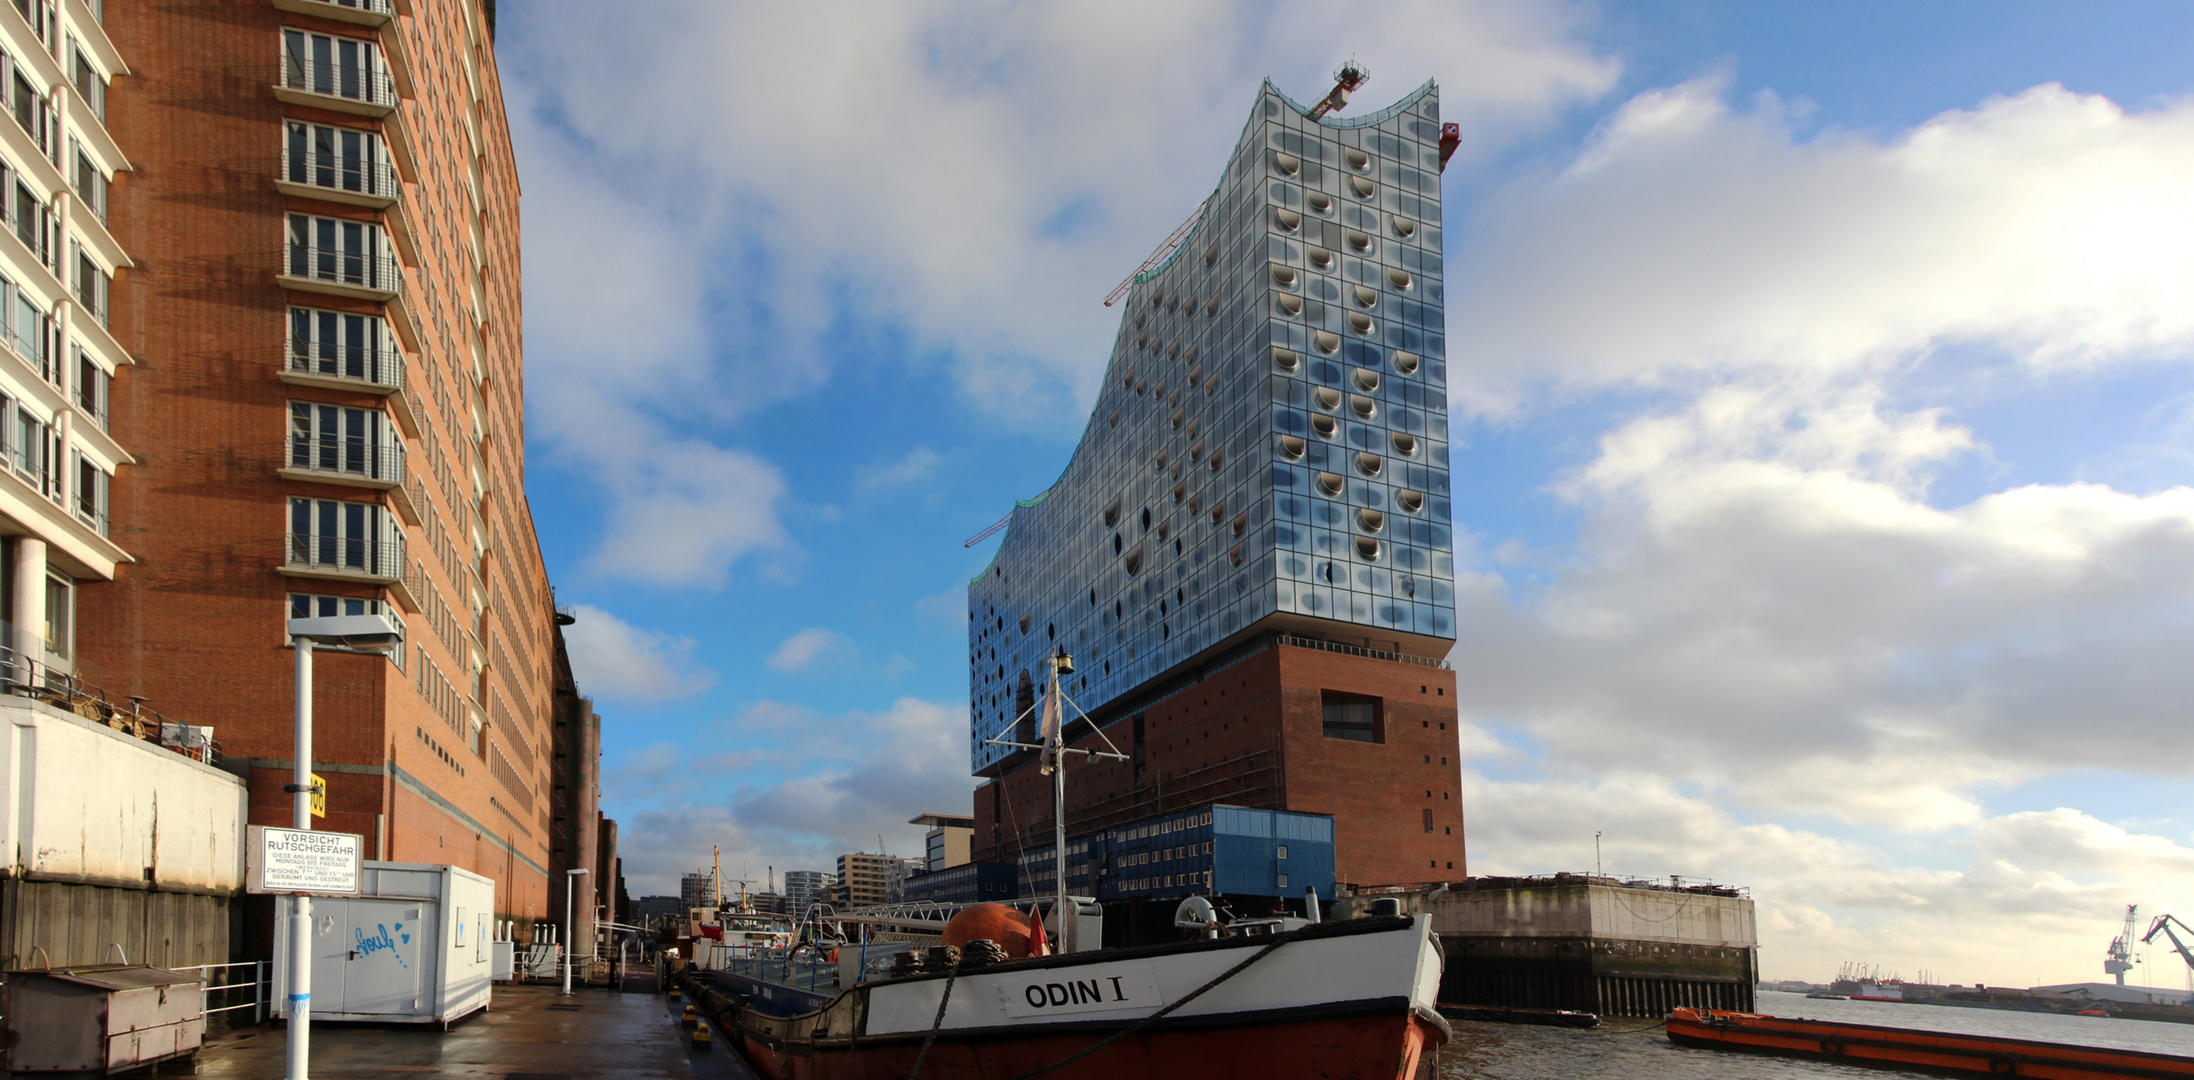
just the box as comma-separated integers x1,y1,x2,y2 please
1320,690,1381,742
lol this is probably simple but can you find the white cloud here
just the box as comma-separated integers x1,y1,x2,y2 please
583,433,791,588
854,448,945,496
767,627,855,672
559,604,717,704
1448,80,2194,412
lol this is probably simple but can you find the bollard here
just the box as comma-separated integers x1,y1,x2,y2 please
693,1023,712,1047
681,1004,698,1028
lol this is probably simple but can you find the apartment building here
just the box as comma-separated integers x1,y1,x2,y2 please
782,869,832,915
71,0,561,924
833,852,916,909
0,0,130,688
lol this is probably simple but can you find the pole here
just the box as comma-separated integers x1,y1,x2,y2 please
1050,656,1067,953
563,869,588,994
287,636,314,1080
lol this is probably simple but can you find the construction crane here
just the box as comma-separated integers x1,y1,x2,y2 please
2144,914,2194,980
2107,904,2140,984
1309,60,1370,119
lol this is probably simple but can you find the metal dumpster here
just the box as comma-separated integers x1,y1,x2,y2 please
3,966,205,1074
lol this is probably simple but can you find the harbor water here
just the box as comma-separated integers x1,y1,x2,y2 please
1438,991,2194,1078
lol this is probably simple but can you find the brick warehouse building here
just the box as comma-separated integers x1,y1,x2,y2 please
969,76,1465,890
62,0,568,927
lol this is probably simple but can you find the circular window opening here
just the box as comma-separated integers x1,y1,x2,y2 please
1347,229,1372,253
1397,489,1425,513
1393,433,1419,457
1388,268,1413,291
1355,537,1381,562
1272,347,1301,373
1393,217,1416,239
1211,500,1227,526
1309,248,1334,270
1316,472,1345,497
1314,331,1341,354
1314,386,1343,411
1278,295,1303,316
1392,351,1420,376
1349,313,1374,335
1274,151,1301,176
1141,507,1152,531
1351,177,1376,199
1354,285,1378,309
1359,508,1385,533
1232,512,1248,537
1113,533,1123,555
1354,369,1381,393
1351,394,1377,420
1272,265,1298,288
1311,414,1339,439
1357,452,1383,477
1345,148,1370,172
1275,208,1302,233
1279,434,1307,460
1307,190,1333,214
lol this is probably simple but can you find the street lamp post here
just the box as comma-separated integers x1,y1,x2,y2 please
284,614,400,1080
563,868,590,995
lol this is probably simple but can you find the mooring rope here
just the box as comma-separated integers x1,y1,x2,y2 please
905,960,962,1080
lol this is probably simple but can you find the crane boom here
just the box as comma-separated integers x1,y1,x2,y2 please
2107,904,2140,984
2143,914,2194,976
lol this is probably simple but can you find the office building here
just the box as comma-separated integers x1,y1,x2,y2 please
782,869,832,914
968,77,1463,887
679,870,718,911
834,852,915,909
64,0,561,928
1010,804,1335,904
911,811,972,872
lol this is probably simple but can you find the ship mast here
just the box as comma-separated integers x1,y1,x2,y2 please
989,648,1127,952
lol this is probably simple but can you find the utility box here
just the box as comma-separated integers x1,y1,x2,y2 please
490,938,516,981
273,861,496,1025
3,966,205,1074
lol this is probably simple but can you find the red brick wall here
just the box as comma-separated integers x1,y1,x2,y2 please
974,640,1465,887
81,0,554,924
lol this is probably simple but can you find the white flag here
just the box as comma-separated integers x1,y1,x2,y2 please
1038,687,1063,776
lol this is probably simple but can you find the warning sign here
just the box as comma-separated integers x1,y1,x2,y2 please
247,825,363,896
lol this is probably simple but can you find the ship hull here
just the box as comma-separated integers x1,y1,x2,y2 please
695,914,1446,1080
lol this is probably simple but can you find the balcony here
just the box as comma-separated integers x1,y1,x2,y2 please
271,0,392,27
280,242,402,302
277,146,400,209
281,337,403,394
277,435,404,490
283,529,401,582
275,56,397,117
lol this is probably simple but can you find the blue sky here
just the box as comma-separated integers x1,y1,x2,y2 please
496,1,2194,986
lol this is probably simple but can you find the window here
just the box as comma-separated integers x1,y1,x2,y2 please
11,405,47,489
1320,691,1380,742
43,572,69,658
287,497,403,576
286,121,390,198
70,44,103,121
73,244,108,325
287,213,392,290
73,452,108,535
1276,845,1288,860
76,352,106,428
10,275,48,368
1277,873,1289,889
1423,809,1435,833
14,180,48,265
289,402,397,480
282,30,387,107
289,593,404,668
289,306,396,384
72,148,106,224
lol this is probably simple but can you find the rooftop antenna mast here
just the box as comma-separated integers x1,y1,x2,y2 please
1310,59,1370,120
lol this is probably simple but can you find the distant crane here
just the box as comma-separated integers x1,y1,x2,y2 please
2144,915,2194,980
2107,904,2141,985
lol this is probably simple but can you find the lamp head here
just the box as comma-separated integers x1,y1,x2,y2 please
288,613,402,656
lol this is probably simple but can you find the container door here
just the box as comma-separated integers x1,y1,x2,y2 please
309,900,351,1015
339,902,426,1016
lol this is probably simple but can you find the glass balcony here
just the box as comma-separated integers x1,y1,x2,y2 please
285,335,403,391
285,529,403,580
270,0,392,27
282,435,404,489
282,240,402,300
280,144,400,208
277,54,397,116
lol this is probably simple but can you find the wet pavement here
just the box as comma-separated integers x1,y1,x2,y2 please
193,979,753,1080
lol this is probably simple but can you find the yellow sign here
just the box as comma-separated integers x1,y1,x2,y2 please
310,774,327,819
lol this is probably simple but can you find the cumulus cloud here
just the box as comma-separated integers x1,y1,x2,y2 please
560,604,717,704
767,628,855,672
1448,80,2194,411
608,698,972,896
854,448,945,496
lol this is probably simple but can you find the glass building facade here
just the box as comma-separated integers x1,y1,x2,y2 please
967,79,1456,774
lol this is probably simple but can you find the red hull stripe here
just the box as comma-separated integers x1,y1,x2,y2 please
738,1011,1441,1080
1668,1012,2194,1080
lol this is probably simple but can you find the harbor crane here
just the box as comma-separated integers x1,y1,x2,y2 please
2143,914,2194,980
2107,904,2140,984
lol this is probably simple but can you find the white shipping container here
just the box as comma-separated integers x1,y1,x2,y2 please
273,861,496,1026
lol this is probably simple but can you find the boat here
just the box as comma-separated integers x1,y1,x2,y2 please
1851,980,1906,1002
678,648,1448,1079
1807,992,1850,1000
1667,1007,2194,1078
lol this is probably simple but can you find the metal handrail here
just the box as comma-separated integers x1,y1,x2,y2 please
278,55,398,109
287,338,404,390
293,0,394,14
280,145,400,202
284,436,405,485
0,620,222,764
286,531,404,579
284,242,403,295
1276,633,1449,669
